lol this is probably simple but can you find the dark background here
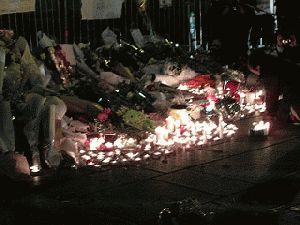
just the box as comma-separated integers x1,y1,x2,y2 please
0,0,299,48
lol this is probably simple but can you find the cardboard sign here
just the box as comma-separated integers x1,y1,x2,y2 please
82,0,124,20
159,0,172,8
0,0,35,15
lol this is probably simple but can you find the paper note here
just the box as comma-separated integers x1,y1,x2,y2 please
82,0,124,20
131,29,146,48
159,0,172,8
0,0,35,15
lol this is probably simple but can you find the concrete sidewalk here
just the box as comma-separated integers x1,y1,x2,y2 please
1,114,300,224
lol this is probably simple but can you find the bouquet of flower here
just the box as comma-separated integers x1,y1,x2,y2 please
37,32,72,88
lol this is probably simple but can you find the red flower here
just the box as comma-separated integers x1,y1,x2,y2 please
97,113,109,122
179,126,185,135
103,108,111,114
97,108,111,122
146,84,154,90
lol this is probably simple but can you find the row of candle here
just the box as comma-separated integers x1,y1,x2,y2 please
77,85,267,167
78,117,239,167
79,119,270,167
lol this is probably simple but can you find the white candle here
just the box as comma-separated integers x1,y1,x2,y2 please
197,141,204,146
174,120,181,129
240,92,246,105
219,116,224,139
114,138,124,148
166,116,175,132
90,138,100,150
190,136,197,145
102,157,111,164
104,142,113,149
144,143,151,151
180,112,191,125
144,154,150,159
155,126,169,142
260,38,263,46
97,152,105,160
254,121,270,135
30,166,40,173
203,122,208,144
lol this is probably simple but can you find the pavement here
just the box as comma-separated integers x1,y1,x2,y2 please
2,113,300,224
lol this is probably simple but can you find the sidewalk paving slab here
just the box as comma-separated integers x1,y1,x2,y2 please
1,115,300,224
76,179,219,224
153,169,254,196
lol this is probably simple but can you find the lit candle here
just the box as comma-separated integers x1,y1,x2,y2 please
164,149,172,155
195,121,202,132
30,166,40,173
213,137,220,141
134,157,142,161
107,151,114,157
246,92,256,105
90,137,105,150
166,116,175,132
203,122,208,144
153,151,162,159
253,121,270,136
144,154,150,159
155,126,169,142
197,141,204,146
111,160,118,165
180,112,191,125
82,154,91,160
240,92,246,105
114,138,124,148
226,130,235,137
184,144,192,150
167,139,174,145
190,135,197,145
126,152,138,160
144,143,152,151
80,150,86,154
87,161,95,166
105,142,114,151
145,134,156,145
88,151,97,158
89,138,98,150
126,138,136,147
174,120,181,129
102,157,111,165
219,116,224,139
97,153,105,160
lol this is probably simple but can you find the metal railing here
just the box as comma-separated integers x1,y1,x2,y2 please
0,0,213,48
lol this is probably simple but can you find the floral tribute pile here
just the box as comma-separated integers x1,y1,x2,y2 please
0,28,266,169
